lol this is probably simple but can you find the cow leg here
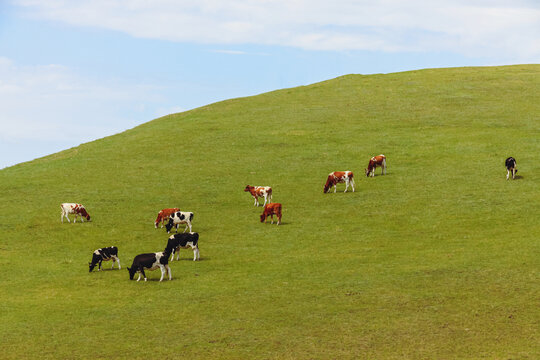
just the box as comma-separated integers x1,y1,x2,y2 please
136,272,142,282
98,260,103,271
116,257,121,269
333,184,337,193
506,169,510,180
277,214,281,225
351,178,355,192
512,168,516,179
270,214,274,224
193,246,199,261
344,179,349,193
158,265,166,282
165,265,172,280
382,159,387,175
140,268,147,282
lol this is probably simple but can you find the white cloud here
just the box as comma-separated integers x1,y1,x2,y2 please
13,0,540,62
0,56,164,143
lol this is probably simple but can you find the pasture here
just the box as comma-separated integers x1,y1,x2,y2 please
1,65,539,359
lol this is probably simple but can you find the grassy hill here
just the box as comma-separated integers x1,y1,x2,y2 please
1,65,539,359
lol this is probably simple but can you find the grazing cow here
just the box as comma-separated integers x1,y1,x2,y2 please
89,246,120,272
365,154,387,177
127,241,174,282
505,157,518,180
165,211,194,233
154,208,180,228
260,203,282,225
167,232,200,261
323,171,355,193
61,203,91,223
244,185,273,206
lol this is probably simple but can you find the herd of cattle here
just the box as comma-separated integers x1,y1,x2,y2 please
62,155,518,282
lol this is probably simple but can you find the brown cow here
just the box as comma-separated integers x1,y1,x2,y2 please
154,208,180,228
260,203,282,225
323,171,355,193
244,185,273,206
365,154,386,177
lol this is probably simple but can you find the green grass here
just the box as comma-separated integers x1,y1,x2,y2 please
1,65,539,359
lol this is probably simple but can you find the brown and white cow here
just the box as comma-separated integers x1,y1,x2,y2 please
154,208,180,228
323,171,355,193
260,203,282,225
61,203,91,223
365,154,387,177
244,185,273,206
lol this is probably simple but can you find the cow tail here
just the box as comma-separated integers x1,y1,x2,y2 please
189,213,194,222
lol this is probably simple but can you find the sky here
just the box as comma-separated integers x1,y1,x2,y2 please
1,0,539,169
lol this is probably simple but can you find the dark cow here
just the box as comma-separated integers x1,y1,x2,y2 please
505,157,518,180
166,232,200,261
127,242,174,282
89,246,120,272
165,211,194,233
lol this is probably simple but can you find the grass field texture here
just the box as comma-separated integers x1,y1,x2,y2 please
1,65,539,359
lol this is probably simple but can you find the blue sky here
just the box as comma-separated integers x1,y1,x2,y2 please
1,0,539,169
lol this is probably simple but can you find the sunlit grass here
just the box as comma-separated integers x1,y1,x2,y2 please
1,65,539,359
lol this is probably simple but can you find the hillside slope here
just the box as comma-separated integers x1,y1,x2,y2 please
1,65,539,359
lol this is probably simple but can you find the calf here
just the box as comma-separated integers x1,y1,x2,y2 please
365,154,387,177
244,185,273,206
165,211,194,233
505,157,518,180
260,203,282,225
61,203,91,223
323,171,355,193
167,232,200,261
154,208,180,228
127,242,174,282
89,246,120,272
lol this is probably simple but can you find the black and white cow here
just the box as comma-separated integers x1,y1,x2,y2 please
89,246,120,272
165,211,194,233
127,250,172,282
505,157,518,180
167,232,200,261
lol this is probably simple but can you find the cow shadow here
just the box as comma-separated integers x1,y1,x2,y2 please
261,222,289,226
513,175,523,180
169,257,209,262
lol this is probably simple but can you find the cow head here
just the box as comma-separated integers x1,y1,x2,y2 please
244,185,252,192
365,168,370,177
127,267,137,280
260,213,266,222
88,262,96,272
323,176,333,193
